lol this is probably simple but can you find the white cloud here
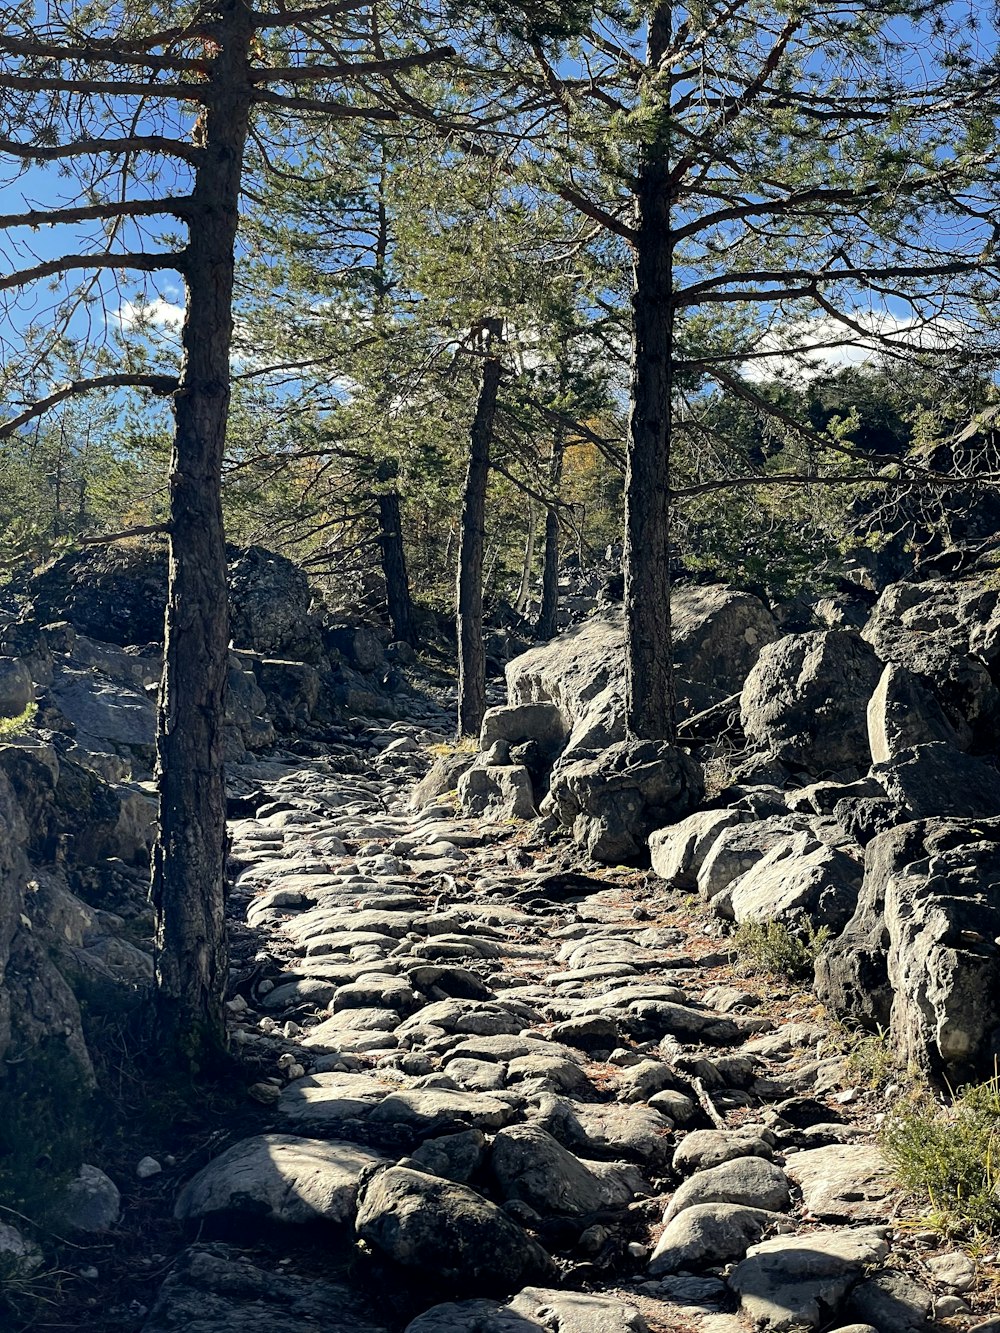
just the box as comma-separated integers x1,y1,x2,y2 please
114,296,185,333
739,312,964,384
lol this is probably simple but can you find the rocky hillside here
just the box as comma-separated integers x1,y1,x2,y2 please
1,542,999,1332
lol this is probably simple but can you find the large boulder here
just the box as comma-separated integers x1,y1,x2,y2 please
26,542,168,646
870,744,1000,821
228,545,325,663
726,831,864,933
740,630,884,778
26,541,329,663
506,587,777,756
817,818,1000,1080
545,740,703,863
457,764,537,821
355,1165,554,1291
0,657,33,718
489,1124,647,1217
866,663,959,763
862,575,1000,751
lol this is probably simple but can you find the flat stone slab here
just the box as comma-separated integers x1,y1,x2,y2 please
728,1227,890,1331
784,1143,891,1221
175,1134,387,1224
278,1072,394,1126
405,1287,648,1332
367,1089,516,1134
142,1243,387,1333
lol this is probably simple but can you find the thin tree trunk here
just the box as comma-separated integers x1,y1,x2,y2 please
624,5,676,743
456,316,503,738
377,481,414,644
151,0,252,1071
514,501,536,615
536,426,565,640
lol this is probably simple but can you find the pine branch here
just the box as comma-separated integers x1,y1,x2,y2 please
0,250,183,291
0,197,193,229
0,134,201,163
0,374,177,438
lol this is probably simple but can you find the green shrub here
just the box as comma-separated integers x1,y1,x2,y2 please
732,918,832,981
881,1070,1000,1236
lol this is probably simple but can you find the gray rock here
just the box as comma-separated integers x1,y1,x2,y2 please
49,667,155,755
784,1143,891,1223
728,1227,890,1332
672,1128,775,1175
867,663,959,763
843,1271,934,1332
405,1288,648,1333
480,703,567,753
924,1250,975,1292
506,588,775,761
649,1203,787,1276
0,657,33,718
174,1134,386,1224
408,1129,486,1183
872,743,1000,819
0,1220,42,1274
490,1124,648,1216
506,1289,647,1333
649,808,749,885
56,1163,121,1233
820,817,1000,1080
458,764,537,821
278,1071,391,1127
142,1243,386,1333
545,739,703,864
741,630,884,777
862,575,1000,750
726,832,863,933
355,1165,554,1290
410,751,475,811
663,1155,790,1224
697,816,812,905
367,1089,515,1135
538,1098,675,1169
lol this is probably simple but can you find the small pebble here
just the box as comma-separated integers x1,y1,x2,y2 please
136,1156,161,1180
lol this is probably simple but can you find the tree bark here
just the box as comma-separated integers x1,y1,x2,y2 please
151,0,252,1071
536,424,565,640
623,5,676,743
456,316,503,738
514,501,536,615
376,472,414,644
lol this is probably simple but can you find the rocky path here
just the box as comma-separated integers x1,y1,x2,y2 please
136,706,992,1333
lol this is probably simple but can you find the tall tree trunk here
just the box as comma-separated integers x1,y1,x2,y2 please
536,425,565,640
376,474,414,644
456,316,503,738
514,501,536,615
151,1,252,1071
624,6,676,743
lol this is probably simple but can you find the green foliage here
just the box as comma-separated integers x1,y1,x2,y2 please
0,703,37,741
733,918,833,982
843,1026,900,1092
882,1071,1000,1236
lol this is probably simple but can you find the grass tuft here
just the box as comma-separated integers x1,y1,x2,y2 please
0,702,37,740
882,1069,1000,1237
732,917,832,981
